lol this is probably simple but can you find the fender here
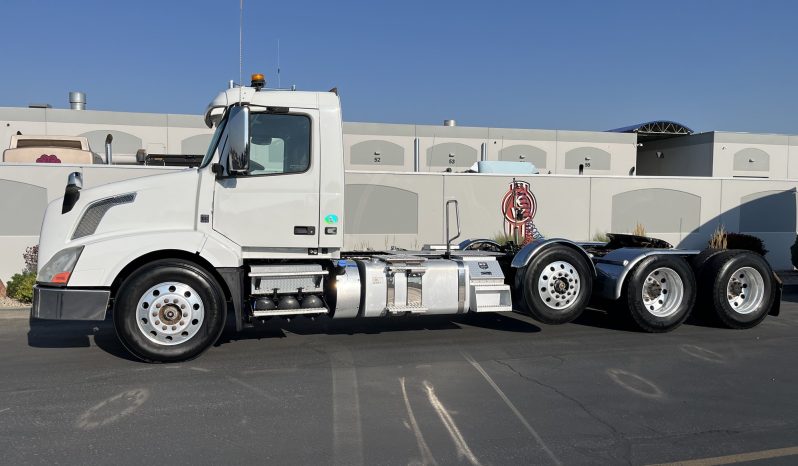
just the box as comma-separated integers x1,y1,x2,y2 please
511,238,597,277
68,231,241,287
592,248,700,300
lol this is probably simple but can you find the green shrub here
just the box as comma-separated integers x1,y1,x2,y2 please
726,232,768,256
6,272,36,304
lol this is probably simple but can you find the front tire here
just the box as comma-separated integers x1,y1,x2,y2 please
517,245,593,324
114,259,226,363
624,255,696,333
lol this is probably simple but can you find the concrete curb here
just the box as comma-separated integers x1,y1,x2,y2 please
0,309,29,319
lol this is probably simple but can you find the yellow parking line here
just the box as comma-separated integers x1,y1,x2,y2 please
650,446,798,466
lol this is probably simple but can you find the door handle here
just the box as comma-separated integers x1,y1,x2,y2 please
294,226,316,235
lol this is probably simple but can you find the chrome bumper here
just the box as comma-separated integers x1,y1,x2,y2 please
31,285,110,321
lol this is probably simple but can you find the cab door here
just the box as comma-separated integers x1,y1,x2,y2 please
212,108,320,251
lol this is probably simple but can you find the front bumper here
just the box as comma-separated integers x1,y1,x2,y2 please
31,285,110,321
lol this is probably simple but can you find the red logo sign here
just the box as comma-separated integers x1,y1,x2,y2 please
36,154,62,163
501,180,542,245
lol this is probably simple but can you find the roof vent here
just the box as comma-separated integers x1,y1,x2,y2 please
443,119,456,127
69,91,86,110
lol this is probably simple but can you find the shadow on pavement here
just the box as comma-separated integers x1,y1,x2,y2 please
217,311,541,346
571,307,640,332
27,316,140,362
26,311,541,358
780,285,798,303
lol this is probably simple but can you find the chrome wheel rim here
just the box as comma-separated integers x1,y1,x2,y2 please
641,267,684,318
726,267,764,315
537,260,581,310
135,282,204,346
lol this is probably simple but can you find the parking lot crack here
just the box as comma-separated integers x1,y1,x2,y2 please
495,360,629,449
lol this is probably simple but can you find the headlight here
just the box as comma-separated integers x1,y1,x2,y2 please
37,246,84,286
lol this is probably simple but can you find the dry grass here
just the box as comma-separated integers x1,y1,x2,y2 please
708,225,728,249
493,232,517,245
592,230,609,242
631,222,647,237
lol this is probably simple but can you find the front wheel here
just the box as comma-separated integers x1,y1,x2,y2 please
113,259,227,363
516,245,593,324
624,255,696,333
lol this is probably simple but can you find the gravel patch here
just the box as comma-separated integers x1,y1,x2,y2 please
0,296,28,308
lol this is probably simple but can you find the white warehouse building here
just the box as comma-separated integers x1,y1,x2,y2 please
1,95,797,284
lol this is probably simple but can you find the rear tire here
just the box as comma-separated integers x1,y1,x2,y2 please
517,245,593,324
624,255,696,333
700,250,774,329
113,259,226,363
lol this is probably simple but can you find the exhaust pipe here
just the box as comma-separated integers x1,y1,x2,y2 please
105,134,113,165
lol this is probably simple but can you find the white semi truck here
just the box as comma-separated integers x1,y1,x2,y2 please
31,75,782,362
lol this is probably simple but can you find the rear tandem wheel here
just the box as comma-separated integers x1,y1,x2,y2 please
698,250,775,329
515,245,593,324
623,255,696,333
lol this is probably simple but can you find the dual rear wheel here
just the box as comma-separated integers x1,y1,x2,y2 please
620,251,774,332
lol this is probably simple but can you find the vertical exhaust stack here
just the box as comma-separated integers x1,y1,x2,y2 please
69,91,86,110
105,134,113,165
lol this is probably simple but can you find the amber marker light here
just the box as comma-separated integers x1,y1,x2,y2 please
51,272,71,284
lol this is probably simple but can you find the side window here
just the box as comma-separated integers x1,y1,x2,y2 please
249,113,311,175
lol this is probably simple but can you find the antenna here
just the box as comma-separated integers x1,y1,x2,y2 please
277,38,281,88
238,0,243,103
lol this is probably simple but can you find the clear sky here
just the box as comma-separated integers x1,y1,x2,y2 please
1,0,796,134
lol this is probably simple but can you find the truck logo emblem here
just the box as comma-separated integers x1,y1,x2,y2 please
478,262,489,270
501,179,542,245
36,154,62,163
324,214,339,224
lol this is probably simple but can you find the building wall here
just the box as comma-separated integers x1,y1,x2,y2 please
343,172,797,270
790,136,798,180
711,132,789,179
1,163,797,285
636,133,714,176
343,122,636,175
0,107,211,164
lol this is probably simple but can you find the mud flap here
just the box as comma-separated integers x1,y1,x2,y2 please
769,271,782,316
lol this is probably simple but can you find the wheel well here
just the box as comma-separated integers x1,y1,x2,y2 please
110,250,233,304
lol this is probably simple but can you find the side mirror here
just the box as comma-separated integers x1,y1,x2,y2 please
222,105,250,174
62,172,83,214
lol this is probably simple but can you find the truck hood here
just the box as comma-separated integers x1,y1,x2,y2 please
38,169,201,267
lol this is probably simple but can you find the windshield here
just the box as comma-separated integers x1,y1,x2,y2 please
200,114,228,168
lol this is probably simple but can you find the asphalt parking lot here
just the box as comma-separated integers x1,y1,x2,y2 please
1,293,797,465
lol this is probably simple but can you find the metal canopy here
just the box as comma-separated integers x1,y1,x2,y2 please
608,120,694,139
